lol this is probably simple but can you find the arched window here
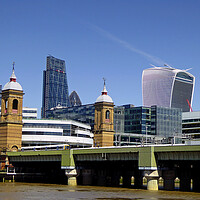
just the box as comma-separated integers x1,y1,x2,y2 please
5,99,8,113
13,99,18,110
5,100,8,109
106,110,110,119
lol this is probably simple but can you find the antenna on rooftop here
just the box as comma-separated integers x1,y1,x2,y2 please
150,64,157,68
164,63,172,68
185,68,192,72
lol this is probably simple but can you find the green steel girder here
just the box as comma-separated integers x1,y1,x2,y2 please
6,145,200,171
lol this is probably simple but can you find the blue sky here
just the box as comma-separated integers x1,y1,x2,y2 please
0,0,200,116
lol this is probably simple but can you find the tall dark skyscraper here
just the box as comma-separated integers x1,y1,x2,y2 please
42,55,70,118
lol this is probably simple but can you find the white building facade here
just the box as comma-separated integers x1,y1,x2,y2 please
22,119,93,148
142,67,195,112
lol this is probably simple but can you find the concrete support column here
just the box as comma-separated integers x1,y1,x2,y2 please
65,169,77,186
144,170,159,191
162,170,175,191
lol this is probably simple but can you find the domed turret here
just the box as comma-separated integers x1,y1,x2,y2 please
0,63,24,151
3,63,23,91
95,80,113,103
93,79,114,147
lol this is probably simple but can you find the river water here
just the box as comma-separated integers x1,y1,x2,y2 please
0,183,200,200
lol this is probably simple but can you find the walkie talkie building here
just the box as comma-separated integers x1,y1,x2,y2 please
142,67,195,112
42,56,70,118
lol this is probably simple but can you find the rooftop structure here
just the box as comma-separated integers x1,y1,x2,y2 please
3,65,23,91
96,81,113,103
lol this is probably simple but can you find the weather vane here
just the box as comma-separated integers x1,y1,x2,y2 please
12,62,15,70
103,77,106,86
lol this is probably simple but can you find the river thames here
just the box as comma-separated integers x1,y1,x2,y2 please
0,183,200,200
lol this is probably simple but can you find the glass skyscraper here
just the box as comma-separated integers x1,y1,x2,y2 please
69,91,82,107
123,105,151,135
151,106,182,142
41,56,70,118
142,66,195,112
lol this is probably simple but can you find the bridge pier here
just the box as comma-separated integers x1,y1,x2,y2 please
162,170,175,191
139,146,159,190
144,170,159,190
65,168,77,186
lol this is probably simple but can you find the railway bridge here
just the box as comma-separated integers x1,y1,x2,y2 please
6,144,200,192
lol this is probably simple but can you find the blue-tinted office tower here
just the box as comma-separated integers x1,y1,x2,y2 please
42,56,70,118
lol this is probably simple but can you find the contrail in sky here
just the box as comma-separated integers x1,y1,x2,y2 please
90,24,166,66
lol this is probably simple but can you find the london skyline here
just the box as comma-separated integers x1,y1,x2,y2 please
1,0,200,115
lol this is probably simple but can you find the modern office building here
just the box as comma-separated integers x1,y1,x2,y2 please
46,104,125,133
142,66,195,112
151,106,182,143
22,119,93,147
123,105,151,135
46,103,182,145
0,105,92,147
69,91,82,107
41,55,70,118
182,111,200,144
47,104,95,129
114,106,125,134
22,107,38,119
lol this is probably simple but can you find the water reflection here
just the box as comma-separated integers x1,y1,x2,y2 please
0,183,200,200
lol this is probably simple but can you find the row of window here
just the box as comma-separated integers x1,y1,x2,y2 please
23,131,91,138
4,99,18,111
23,110,37,113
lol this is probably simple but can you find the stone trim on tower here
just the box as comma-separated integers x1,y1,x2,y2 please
0,65,24,151
93,80,114,147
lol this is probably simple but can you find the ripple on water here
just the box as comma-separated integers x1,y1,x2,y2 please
96,198,143,200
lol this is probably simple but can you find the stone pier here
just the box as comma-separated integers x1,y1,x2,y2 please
139,146,160,190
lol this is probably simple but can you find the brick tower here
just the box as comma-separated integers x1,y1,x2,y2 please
93,80,114,147
0,64,24,151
